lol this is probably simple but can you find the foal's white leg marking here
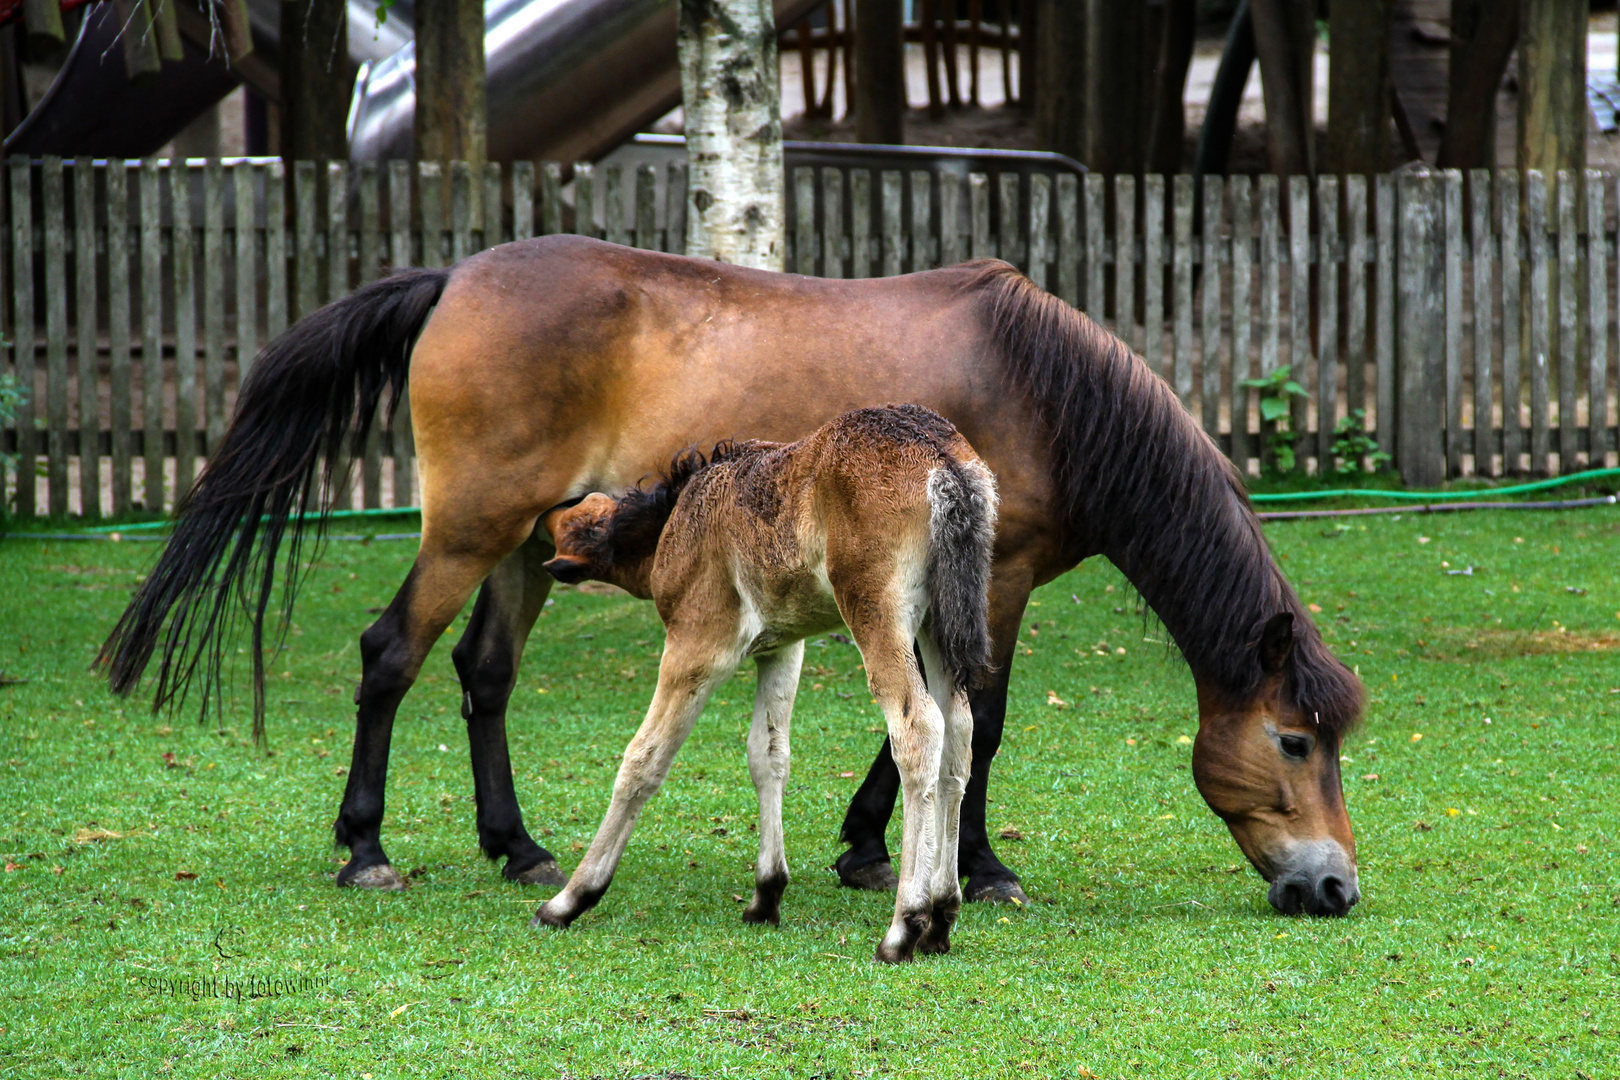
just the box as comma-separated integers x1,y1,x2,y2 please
916,631,973,952
533,638,739,928
742,641,804,925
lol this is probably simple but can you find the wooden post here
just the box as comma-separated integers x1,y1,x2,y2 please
1034,0,1084,161
1082,0,1143,175
1249,0,1315,176
1396,168,1445,486
1517,0,1586,175
855,0,905,143
279,0,351,161
1327,0,1392,175
416,0,487,169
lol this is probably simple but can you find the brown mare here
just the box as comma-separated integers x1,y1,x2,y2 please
101,235,1364,916
534,405,998,961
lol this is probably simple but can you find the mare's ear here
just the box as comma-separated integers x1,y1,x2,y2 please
1259,612,1295,674
542,555,595,585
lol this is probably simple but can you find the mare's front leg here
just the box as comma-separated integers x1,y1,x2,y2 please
741,642,805,926
451,533,565,885
533,635,738,928
837,568,1033,904
956,569,1033,903
336,537,525,889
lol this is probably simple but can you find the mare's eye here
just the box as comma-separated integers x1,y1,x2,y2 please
1278,734,1313,760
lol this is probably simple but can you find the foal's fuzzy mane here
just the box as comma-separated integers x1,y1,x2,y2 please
586,441,754,568
969,262,1363,737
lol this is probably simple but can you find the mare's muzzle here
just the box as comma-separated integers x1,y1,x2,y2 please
1264,840,1359,917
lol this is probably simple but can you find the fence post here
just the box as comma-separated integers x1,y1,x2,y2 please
1396,167,1445,487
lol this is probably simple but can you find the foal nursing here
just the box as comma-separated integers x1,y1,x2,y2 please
531,405,998,962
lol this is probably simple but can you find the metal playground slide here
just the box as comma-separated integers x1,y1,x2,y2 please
5,0,822,161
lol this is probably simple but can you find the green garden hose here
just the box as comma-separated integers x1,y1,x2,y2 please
42,467,1620,537
1246,467,1620,503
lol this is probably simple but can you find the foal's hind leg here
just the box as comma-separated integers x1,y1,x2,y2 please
335,535,528,889
847,613,943,964
451,535,565,885
741,642,805,926
914,632,973,956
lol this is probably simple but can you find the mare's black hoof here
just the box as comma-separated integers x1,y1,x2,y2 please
740,902,781,927
835,855,899,892
963,877,1028,905
338,862,408,891
508,858,566,886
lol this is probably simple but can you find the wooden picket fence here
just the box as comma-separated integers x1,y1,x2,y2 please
2,156,1618,519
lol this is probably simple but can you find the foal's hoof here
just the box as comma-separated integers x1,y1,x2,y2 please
529,902,572,930
963,877,1028,905
508,858,566,887
835,857,899,892
338,862,408,891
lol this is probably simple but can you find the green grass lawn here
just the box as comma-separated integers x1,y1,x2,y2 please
1,506,1617,1078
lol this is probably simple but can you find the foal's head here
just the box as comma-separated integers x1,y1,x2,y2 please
540,493,653,597
540,446,734,598
1190,612,1361,917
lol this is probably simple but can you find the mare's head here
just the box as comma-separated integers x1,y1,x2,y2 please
1191,612,1361,916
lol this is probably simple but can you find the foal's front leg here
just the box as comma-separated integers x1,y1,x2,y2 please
741,642,805,926
532,637,737,928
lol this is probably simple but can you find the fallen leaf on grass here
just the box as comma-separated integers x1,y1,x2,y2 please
998,827,1024,841
1046,690,1068,708
174,871,198,881
72,827,122,844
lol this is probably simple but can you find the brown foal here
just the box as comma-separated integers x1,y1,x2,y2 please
531,406,998,962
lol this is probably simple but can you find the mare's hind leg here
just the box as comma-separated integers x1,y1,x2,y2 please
533,634,739,928
741,642,805,926
914,632,973,955
335,535,528,889
451,535,565,885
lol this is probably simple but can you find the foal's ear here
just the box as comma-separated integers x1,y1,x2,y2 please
542,555,595,584
1259,612,1295,674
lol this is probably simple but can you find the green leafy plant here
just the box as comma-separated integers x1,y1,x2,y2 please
1330,409,1391,476
1240,367,1308,475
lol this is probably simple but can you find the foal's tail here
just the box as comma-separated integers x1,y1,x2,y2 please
97,267,451,741
925,459,999,693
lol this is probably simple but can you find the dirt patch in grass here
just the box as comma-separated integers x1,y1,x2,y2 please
1426,627,1620,659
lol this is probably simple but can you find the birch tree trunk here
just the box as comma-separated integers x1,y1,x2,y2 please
680,0,785,271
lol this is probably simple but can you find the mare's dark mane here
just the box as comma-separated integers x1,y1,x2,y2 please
971,262,1363,737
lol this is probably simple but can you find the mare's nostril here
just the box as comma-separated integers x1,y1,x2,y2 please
1269,879,1306,915
1318,875,1349,916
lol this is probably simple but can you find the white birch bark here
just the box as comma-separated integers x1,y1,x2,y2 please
679,0,786,271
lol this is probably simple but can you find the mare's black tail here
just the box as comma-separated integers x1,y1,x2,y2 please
96,267,450,741
925,458,999,693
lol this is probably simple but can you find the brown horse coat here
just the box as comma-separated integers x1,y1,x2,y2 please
102,236,1363,916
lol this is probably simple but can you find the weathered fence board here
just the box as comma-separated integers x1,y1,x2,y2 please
4,158,1619,519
